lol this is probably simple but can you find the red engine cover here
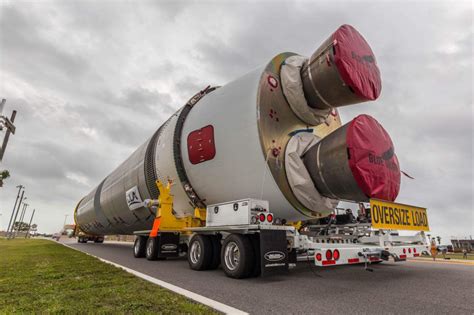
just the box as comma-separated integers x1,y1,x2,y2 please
347,115,400,201
333,24,382,101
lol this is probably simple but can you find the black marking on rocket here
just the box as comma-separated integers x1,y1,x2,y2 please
144,119,169,201
93,178,113,228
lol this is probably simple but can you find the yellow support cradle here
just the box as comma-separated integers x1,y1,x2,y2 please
148,180,205,236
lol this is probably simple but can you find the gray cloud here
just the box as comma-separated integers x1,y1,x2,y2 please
0,0,472,241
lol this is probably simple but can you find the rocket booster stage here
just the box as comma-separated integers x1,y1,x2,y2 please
75,25,400,236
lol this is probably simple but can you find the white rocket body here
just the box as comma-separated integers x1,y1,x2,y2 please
75,25,395,236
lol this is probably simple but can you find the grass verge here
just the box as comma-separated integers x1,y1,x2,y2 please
433,252,474,260
0,239,218,314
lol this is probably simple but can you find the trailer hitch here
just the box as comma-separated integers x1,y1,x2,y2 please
381,250,391,261
358,249,383,272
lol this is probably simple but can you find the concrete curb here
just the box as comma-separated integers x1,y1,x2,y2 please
58,241,248,315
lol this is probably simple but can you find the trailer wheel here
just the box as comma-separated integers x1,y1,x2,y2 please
146,237,159,260
133,236,147,258
221,234,255,279
209,235,222,270
94,238,104,243
188,234,213,270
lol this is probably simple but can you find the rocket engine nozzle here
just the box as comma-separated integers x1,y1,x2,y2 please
301,24,382,110
303,115,400,202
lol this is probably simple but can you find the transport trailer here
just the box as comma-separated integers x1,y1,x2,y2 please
77,233,104,244
73,24,431,279
75,230,104,243
71,218,104,243
130,181,430,278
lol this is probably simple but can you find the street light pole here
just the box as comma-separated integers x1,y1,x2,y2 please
16,203,28,237
6,185,23,235
63,214,69,227
25,209,36,239
7,192,25,239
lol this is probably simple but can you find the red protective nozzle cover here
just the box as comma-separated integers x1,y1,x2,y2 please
347,115,400,201
333,25,382,101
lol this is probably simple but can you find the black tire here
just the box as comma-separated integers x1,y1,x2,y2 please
188,234,213,270
133,236,147,258
94,238,104,243
221,234,255,279
208,235,222,270
146,237,159,261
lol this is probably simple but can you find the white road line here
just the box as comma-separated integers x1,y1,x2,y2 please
60,242,248,315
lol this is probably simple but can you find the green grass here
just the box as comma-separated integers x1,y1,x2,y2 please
0,239,218,314
434,252,474,260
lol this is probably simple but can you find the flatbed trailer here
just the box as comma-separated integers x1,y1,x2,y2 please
125,181,430,279
73,226,104,244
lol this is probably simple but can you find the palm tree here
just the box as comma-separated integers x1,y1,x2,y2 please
0,170,10,187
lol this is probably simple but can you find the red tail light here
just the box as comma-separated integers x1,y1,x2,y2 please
326,250,333,260
316,253,322,261
408,248,412,253
333,249,340,261
259,213,266,222
403,248,406,254
413,248,417,253
267,214,273,222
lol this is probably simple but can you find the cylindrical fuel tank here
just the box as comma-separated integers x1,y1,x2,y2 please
300,24,381,110
75,25,390,236
303,115,401,202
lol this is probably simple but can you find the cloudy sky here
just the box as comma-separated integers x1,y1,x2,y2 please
0,0,472,242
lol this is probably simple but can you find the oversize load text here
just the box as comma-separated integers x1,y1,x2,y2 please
370,200,429,231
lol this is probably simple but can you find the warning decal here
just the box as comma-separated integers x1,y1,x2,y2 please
370,199,429,231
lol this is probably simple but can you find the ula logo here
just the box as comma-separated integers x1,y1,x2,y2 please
264,251,285,262
125,186,143,211
161,244,177,250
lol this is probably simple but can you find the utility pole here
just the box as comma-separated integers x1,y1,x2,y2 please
7,192,25,239
16,203,28,237
63,214,69,227
0,99,17,162
20,203,28,223
25,209,36,239
6,185,23,234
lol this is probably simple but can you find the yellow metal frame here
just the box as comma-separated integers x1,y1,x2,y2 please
151,180,205,233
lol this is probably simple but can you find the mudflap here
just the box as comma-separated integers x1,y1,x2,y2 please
157,232,180,258
259,230,289,277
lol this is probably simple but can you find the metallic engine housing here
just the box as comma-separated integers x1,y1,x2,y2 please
303,122,368,202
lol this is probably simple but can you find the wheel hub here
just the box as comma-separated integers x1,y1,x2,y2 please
224,241,240,271
190,241,201,264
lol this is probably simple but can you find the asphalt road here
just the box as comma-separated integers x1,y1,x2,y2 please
62,239,474,314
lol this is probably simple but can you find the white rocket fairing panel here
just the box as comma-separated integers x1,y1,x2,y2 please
180,68,298,222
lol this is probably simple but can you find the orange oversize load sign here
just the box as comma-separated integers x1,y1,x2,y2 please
370,199,429,231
